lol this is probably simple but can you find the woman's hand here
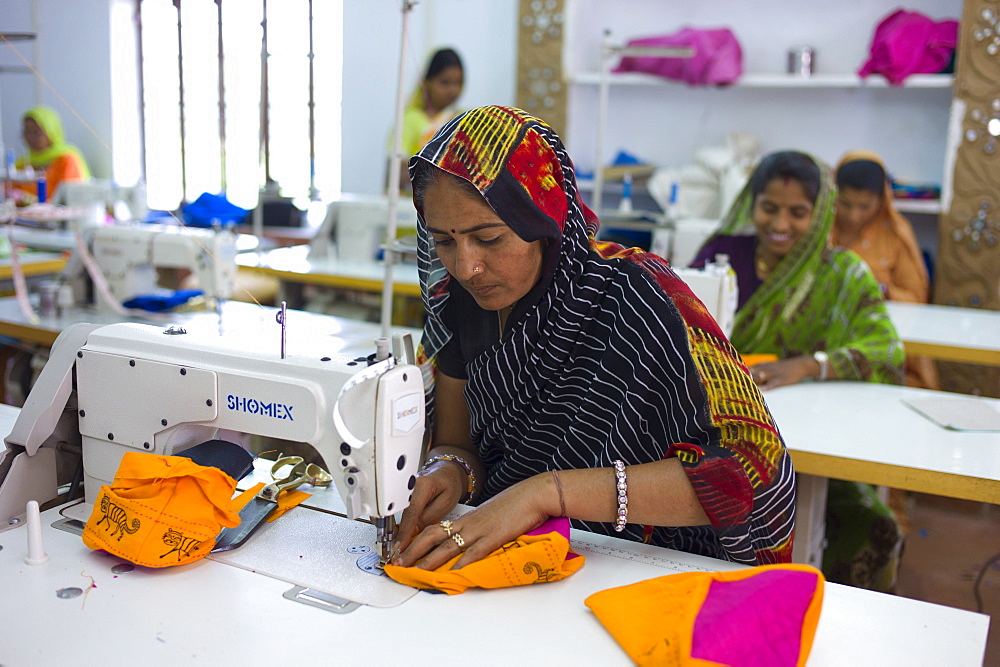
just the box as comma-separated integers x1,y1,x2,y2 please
749,355,820,390
392,472,556,571
394,461,468,555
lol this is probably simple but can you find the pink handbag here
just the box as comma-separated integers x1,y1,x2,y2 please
612,28,743,86
858,9,958,85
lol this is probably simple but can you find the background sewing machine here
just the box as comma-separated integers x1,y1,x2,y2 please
0,321,425,574
61,222,239,312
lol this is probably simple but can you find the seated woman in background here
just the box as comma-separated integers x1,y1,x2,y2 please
388,47,464,193
690,151,905,592
833,150,939,390
16,105,91,202
393,106,796,572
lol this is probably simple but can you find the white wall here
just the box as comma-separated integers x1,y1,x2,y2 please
2,0,519,196
564,0,962,185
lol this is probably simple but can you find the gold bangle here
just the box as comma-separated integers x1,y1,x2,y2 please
423,454,476,503
551,469,567,517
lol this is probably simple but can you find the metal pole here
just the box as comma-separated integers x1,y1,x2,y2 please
379,0,415,339
593,28,611,218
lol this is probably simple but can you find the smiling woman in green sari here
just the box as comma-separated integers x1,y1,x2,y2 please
692,150,905,592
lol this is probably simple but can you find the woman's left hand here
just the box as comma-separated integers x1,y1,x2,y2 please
392,473,554,571
750,356,817,390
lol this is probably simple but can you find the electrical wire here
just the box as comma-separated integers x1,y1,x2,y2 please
973,550,1000,613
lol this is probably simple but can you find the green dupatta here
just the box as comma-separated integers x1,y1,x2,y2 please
16,106,91,177
715,153,904,384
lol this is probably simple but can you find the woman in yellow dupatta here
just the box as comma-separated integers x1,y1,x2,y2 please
16,105,91,202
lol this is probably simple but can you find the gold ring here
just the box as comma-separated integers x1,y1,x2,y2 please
758,371,766,382
451,532,466,551
439,520,453,537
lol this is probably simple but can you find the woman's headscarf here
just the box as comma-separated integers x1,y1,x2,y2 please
833,149,927,293
706,152,836,352
17,105,91,177
410,106,794,565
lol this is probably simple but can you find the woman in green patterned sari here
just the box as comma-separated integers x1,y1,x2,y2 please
691,151,905,592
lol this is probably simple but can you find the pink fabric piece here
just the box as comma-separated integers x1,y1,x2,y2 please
858,9,958,85
525,516,582,560
613,28,743,86
690,569,820,667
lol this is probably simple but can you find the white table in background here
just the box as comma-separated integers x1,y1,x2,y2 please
886,301,1000,367
765,382,1000,565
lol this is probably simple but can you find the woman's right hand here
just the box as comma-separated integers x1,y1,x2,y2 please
394,460,467,555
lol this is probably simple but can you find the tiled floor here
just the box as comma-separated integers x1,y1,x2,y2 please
894,493,1000,666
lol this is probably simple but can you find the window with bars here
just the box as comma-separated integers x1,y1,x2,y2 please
123,0,342,212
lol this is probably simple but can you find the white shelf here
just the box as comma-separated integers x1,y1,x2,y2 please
893,198,943,215
572,71,955,89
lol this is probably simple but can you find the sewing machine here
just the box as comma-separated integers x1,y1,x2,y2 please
62,222,239,311
0,321,425,565
673,257,739,338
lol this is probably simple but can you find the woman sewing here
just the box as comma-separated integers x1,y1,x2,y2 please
392,106,795,572
833,150,939,389
388,47,464,193
15,105,91,202
690,151,905,591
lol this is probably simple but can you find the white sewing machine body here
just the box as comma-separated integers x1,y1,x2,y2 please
673,257,739,339
0,322,425,537
65,223,238,310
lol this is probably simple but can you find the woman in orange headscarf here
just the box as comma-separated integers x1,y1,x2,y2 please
833,150,939,390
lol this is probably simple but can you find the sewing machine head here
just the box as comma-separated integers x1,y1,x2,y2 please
0,322,425,560
69,222,238,311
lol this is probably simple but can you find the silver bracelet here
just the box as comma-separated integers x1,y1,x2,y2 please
613,460,628,532
422,454,476,503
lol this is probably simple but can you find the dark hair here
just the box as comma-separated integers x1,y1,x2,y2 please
749,151,821,203
836,159,887,195
411,159,481,211
425,48,463,81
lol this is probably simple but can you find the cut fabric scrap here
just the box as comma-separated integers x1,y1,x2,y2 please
858,9,958,85
740,353,778,367
383,517,585,594
613,29,743,86
585,564,824,667
82,452,241,568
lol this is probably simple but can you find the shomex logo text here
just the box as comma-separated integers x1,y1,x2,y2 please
227,395,294,421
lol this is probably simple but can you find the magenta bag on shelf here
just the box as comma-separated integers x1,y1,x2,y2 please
612,28,743,86
858,9,958,85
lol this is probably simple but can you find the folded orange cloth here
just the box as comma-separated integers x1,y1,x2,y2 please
230,482,311,522
585,564,824,666
741,353,778,367
383,517,585,594
83,452,241,567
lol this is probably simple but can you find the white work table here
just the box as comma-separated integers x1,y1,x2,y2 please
0,495,988,664
237,245,421,297
886,301,1000,367
766,382,1000,504
0,296,415,356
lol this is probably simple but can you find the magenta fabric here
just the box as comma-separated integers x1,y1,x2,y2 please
858,9,958,85
690,569,821,667
613,28,743,86
526,516,582,560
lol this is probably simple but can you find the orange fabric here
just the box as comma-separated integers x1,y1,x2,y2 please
383,529,585,594
833,150,940,390
229,481,311,522
82,452,241,568
12,153,88,202
585,564,825,667
740,353,778,367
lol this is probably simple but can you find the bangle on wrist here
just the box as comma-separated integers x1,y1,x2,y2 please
612,460,628,532
812,351,829,381
423,454,476,503
551,469,567,517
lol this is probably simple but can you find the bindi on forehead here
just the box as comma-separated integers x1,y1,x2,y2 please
451,229,456,233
